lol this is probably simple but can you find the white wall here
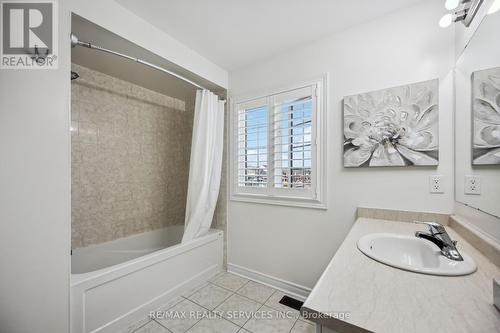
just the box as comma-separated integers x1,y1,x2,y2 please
0,1,71,332
228,0,455,289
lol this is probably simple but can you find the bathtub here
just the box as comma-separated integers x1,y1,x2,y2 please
71,226,223,333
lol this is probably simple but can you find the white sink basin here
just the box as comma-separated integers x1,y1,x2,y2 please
357,233,477,276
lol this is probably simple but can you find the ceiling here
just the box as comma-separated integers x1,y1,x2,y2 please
72,15,225,101
116,0,424,71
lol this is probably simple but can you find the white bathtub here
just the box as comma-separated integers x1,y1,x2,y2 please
71,226,223,333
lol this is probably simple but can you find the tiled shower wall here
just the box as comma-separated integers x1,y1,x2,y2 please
71,64,194,249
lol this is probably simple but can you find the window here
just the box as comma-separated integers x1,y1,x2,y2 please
230,78,327,208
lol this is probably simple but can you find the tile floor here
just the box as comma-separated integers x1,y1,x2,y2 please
121,272,315,333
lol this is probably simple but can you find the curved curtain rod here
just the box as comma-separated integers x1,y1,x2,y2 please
70,33,208,91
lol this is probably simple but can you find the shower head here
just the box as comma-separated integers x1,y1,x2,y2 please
71,71,79,80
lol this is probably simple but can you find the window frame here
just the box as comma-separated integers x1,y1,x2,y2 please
229,75,328,209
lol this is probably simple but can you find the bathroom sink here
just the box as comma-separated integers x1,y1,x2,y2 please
357,233,476,276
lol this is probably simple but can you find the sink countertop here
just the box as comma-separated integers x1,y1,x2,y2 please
302,218,500,333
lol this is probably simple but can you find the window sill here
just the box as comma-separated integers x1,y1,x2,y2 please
230,194,327,210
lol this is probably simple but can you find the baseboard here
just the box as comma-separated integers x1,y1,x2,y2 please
227,263,311,301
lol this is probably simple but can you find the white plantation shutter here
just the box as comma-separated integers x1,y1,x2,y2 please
271,86,315,198
235,98,269,192
231,80,325,206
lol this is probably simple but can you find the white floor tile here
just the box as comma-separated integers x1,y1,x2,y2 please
117,317,151,333
188,284,234,310
243,305,297,333
134,321,172,333
155,296,185,312
209,271,228,282
212,273,249,292
155,298,208,333
187,317,239,333
236,281,275,304
290,320,316,333
214,294,261,326
298,316,315,325
181,282,209,298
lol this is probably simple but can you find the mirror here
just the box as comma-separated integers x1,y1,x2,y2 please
455,9,500,218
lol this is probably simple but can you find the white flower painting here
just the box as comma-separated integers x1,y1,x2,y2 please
472,67,500,165
343,79,439,167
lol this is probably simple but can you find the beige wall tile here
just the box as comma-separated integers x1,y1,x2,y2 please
71,64,194,248
357,207,450,226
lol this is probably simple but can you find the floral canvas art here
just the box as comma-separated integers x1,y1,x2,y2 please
471,67,500,165
343,79,439,167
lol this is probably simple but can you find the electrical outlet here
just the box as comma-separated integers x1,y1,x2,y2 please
429,175,444,193
465,175,481,195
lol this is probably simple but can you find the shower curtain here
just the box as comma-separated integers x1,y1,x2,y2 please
182,90,225,243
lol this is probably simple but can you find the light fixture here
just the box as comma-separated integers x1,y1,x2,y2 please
445,0,460,10
439,0,485,27
439,13,454,27
488,0,500,14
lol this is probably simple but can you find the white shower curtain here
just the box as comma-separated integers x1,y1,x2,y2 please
182,90,225,243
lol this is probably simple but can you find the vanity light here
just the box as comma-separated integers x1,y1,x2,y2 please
440,0,484,27
445,0,460,10
488,0,500,14
439,13,454,27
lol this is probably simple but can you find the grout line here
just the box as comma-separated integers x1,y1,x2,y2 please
154,296,185,313
234,280,250,292
234,296,263,328
209,279,281,307
208,281,250,298
262,289,276,305
149,274,305,333
155,320,174,333
151,319,173,332
177,318,200,333
180,295,245,332
288,316,301,333
130,319,153,333
181,294,233,318
181,296,213,312
210,315,244,331
209,273,250,293
129,274,255,333
183,281,210,299
154,298,204,333
209,284,266,329
161,299,205,333
234,282,276,304
208,280,245,294
242,302,282,333
252,297,300,333
236,292,266,306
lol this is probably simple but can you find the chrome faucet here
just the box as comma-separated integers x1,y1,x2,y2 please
413,221,464,261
